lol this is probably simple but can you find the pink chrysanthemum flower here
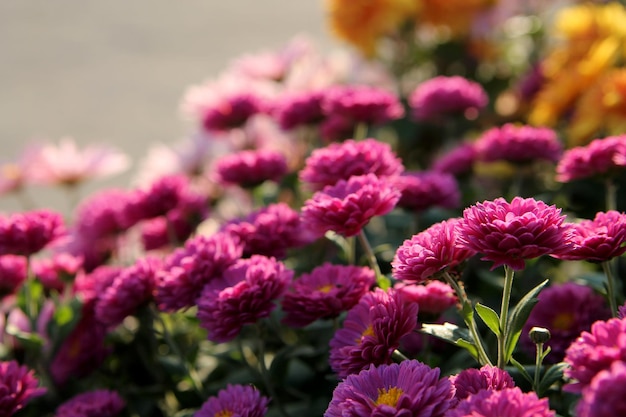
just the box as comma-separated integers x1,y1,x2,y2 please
329,288,418,378
392,171,460,211
431,142,477,176
222,203,310,258
522,282,611,363
32,253,83,293
474,124,563,164
447,387,554,417
619,303,626,319
0,255,27,297
319,114,355,143
214,149,288,188
408,76,488,122
392,218,476,284
95,257,161,327
281,263,376,327
456,197,569,270
449,365,515,405
55,389,125,417
0,146,40,196
325,360,453,417
196,255,292,343
27,138,130,186
73,265,123,308
394,281,457,317
128,174,196,223
322,84,405,125
0,209,65,257
156,232,243,312
74,188,136,241
556,135,626,182
194,384,269,417
0,360,46,417
272,90,326,130
564,317,626,392
576,361,626,417
553,211,626,262
299,139,404,191
301,174,400,238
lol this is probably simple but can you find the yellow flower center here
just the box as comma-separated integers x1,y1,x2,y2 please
552,312,575,330
318,284,334,293
375,387,403,407
215,410,234,417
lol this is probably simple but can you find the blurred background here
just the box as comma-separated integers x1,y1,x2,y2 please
0,1,333,210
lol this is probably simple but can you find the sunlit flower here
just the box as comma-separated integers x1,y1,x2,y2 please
577,361,626,417
0,360,46,417
449,364,515,405
447,387,554,417
394,281,457,317
55,389,125,417
194,384,269,417
214,149,288,188
392,171,460,211
322,84,405,126
0,209,65,257
555,135,626,182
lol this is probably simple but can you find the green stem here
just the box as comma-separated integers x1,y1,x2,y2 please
606,178,617,212
353,122,369,140
392,349,409,362
533,342,543,392
357,230,388,289
256,324,290,417
497,266,515,369
602,261,619,317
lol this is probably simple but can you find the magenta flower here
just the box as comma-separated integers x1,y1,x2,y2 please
272,90,326,129
319,114,354,143
456,197,569,270
95,257,161,327
0,255,27,297
325,360,453,417
32,253,83,293
329,288,418,378
196,255,292,343
281,263,376,327
73,265,123,308
74,188,136,241
202,93,265,132
214,149,288,188
576,361,626,417
301,174,400,238
299,138,404,191
431,142,477,176
392,218,476,284
564,317,626,392
392,171,460,211
55,389,125,417
449,365,515,405
194,384,269,417
408,76,488,122
553,211,626,262
394,281,457,317
156,232,243,312
322,84,405,125
556,135,626,182
0,209,65,257
474,124,562,164
447,387,554,417
127,175,196,222
0,360,46,417
521,282,611,363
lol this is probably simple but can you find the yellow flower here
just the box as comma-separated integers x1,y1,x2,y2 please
324,0,418,56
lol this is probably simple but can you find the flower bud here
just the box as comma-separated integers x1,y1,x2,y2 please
529,326,551,344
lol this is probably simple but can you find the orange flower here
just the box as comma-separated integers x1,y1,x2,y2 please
418,0,496,37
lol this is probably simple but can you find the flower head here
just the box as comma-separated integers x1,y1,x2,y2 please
300,138,404,191
272,90,326,130
281,263,376,327
329,288,418,378
0,255,27,297
392,171,460,211
214,149,288,188
301,174,400,237
196,255,292,342
556,135,626,182
431,142,477,176
394,281,457,317
0,360,46,417
0,209,65,257
322,84,405,125
409,76,488,122
576,361,626,417
457,197,569,270
474,124,563,164
325,360,453,417
127,175,195,222
55,389,125,417
449,365,515,405
73,188,136,241
194,384,269,417
32,253,83,293
447,387,554,417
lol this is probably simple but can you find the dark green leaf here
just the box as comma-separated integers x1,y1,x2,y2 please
421,322,477,358
475,303,500,336
538,362,569,396
509,356,533,385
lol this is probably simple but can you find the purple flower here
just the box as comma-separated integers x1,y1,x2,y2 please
156,232,243,312
281,263,376,327
319,114,354,143
409,76,488,122
394,281,457,317
95,257,161,327
32,253,83,293
272,90,326,129
392,218,476,284
619,303,626,319
214,149,288,188
74,188,136,241
522,282,611,363
194,384,269,417
196,255,292,343
553,211,626,262
73,265,123,307
474,124,562,164
456,197,569,270
577,361,626,417
447,387,554,417
203,93,265,132
449,365,515,405
329,288,418,378
127,175,194,223
0,360,46,417
301,174,400,238
299,138,404,191
431,142,477,176
392,171,460,211
324,360,453,417
556,135,626,182
564,317,626,392
55,389,125,417
322,84,405,125
0,209,65,257
0,255,26,297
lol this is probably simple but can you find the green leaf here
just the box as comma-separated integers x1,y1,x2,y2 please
5,325,44,350
509,356,533,385
421,322,477,359
475,303,501,336
538,362,569,396
505,279,549,362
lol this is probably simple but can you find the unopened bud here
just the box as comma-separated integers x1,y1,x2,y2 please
529,327,551,344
